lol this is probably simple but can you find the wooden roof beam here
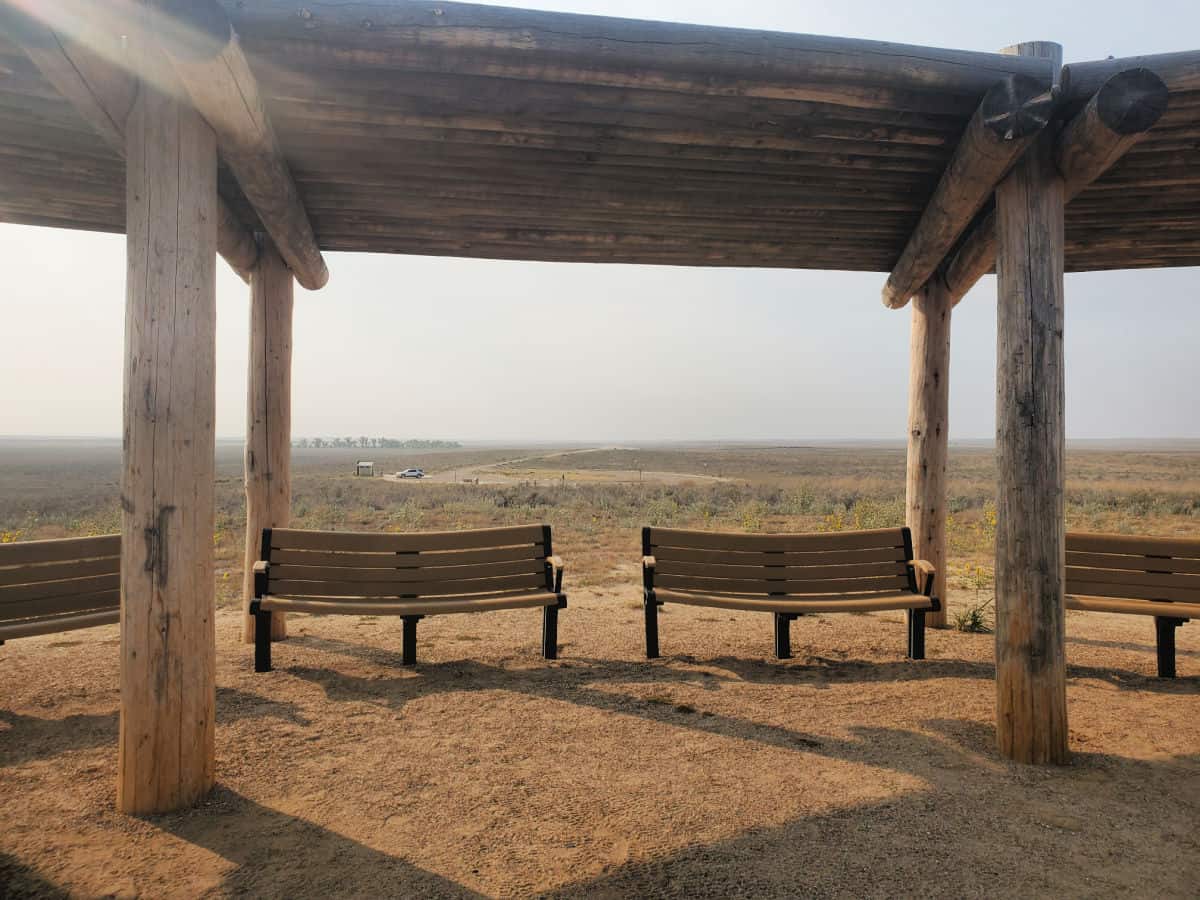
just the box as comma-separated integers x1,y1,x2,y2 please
1063,50,1200,106
156,0,329,291
940,68,1170,305
880,73,1057,309
7,8,259,281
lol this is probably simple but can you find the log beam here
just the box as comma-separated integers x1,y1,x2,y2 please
156,0,329,291
993,42,1069,766
9,8,258,281
242,237,293,644
941,68,1169,303
1063,50,1200,107
905,278,952,628
119,63,218,813
881,73,1056,309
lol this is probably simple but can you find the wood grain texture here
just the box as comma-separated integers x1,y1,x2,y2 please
241,238,293,643
881,74,1056,308
905,279,951,626
158,0,328,289
941,68,1169,303
993,41,1068,767
118,66,217,814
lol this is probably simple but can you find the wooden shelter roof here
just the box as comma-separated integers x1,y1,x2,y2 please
0,0,1197,273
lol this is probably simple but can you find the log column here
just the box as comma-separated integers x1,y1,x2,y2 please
906,277,952,628
994,41,1069,765
119,70,218,813
242,238,293,643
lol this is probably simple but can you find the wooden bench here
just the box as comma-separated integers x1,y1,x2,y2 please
641,526,938,660
1066,531,1199,678
0,535,121,642
250,524,566,671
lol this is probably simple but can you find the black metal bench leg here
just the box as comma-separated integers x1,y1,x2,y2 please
644,598,660,659
1155,617,1182,678
542,604,559,660
401,615,421,666
907,609,926,660
774,613,792,660
254,609,272,673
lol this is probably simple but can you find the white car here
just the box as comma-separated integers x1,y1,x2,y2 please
398,468,425,479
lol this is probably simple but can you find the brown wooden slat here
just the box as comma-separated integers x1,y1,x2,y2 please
268,544,546,568
0,573,121,605
0,535,119,566
0,556,120,587
259,591,557,616
654,573,908,595
1065,567,1200,592
1065,532,1200,559
1064,581,1199,603
270,572,546,598
1066,596,1200,618
654,559,907,580
0,609,120,640
1065,551,1200,575
651,545,906,566
647,527,906,553
269,558,546,584
269,525,546,553
654,588,931,614
0,590,121,621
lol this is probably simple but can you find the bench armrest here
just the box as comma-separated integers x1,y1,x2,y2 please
252,560,269,600
642,556,656,593
545,555,564,593
908,559,936,596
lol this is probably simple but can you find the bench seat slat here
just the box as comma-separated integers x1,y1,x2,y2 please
269,558,546,584
0,609,120,641
655,559,908,580
269,572,546,598
260,591,557,617
1066,595,1200,618
270,525,545,554
0,535,120,566
1062,580,1199,603
655,573,909,595
0,573,121,605
1066,551,1200,575
0,590,121,621
649,527,905,554
651,545,906,566
654,588,932,615
1065,566,1200,592
268,545,546,568
0,556,120,587
1065,532,1200,559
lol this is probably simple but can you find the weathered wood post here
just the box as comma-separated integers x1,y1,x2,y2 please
119,57,218,813
993,41,1069,765
242,237,294,643
906,277,952,627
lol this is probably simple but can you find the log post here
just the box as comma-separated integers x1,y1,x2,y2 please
905,277,952,628
242,237,293,643
993,41,1069,765
118,64,218,813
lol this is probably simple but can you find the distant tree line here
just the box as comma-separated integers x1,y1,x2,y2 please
292,437,462,449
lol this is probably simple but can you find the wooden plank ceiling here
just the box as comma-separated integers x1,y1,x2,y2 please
0,0,1196,273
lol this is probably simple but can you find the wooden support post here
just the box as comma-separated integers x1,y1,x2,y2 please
242,238,293,644
905,278,952,627
993,42,1069,766
119,68,218,813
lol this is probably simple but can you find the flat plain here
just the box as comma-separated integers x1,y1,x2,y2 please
1,439,1197,897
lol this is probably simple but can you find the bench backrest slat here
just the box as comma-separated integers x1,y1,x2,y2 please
1065,532,1200,604
646,527,912,597
264,525,554,601
0,535,121,627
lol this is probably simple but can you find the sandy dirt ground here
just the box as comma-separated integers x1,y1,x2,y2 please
381,448,728,486
1,588,1197,898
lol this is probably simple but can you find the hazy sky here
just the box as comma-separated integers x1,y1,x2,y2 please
2,0,1198,442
